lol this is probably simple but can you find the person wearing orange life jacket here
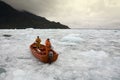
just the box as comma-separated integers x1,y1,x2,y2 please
35,36,41,48
45,38,51,48
45,38,53,63
45,38,52,54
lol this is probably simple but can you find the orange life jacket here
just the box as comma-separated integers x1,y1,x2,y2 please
36,37,41,43
45,39,51,55
45,39,51,48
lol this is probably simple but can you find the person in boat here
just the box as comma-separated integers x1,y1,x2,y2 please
45,38,53,64
35,36,41,48
45,38,52,54
45,38,51,49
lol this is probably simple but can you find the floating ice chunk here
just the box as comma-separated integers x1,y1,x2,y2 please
13,69,26,80
25,28,34,30
61,34,84,43
81,50,108,59
94,38,106,43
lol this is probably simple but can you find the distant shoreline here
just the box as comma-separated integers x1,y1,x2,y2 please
72,28,120,30
0,28,120,30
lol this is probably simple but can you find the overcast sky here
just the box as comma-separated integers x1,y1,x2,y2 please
2,0,120,28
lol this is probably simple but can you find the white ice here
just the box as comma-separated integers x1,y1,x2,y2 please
0,29,120,80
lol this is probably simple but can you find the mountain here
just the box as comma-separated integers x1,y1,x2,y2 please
0,1,69,29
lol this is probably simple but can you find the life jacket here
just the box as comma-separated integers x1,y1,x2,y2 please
36,37,41,43
45,39,51,48
35,37,41,48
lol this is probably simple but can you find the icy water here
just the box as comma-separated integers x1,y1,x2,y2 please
0,29,120,80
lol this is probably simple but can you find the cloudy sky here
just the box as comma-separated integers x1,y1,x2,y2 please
2,0,120,28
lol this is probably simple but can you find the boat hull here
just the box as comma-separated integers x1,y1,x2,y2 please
30,43,58,63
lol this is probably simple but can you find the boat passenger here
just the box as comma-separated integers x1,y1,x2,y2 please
45,38,52,54
35,36,41,48
45,38,51,49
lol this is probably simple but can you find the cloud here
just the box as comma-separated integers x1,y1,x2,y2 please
1,0,120,28
1,0,56,14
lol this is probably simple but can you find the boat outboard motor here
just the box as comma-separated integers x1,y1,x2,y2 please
48,51,53,64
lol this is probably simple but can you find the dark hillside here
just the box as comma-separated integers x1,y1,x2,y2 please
0,1,69,29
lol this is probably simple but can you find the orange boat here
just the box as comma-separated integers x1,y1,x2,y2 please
30,43,58,64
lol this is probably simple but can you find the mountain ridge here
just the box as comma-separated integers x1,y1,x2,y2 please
0,1,70,29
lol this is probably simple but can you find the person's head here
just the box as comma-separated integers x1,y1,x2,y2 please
37,36,39,38
47,38,50,41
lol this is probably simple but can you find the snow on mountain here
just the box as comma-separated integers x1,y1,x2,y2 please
0,29,120,80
